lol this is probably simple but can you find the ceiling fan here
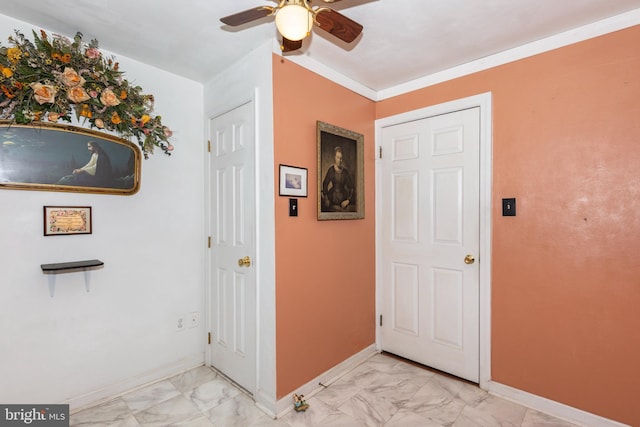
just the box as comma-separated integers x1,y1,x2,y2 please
220,0,364,52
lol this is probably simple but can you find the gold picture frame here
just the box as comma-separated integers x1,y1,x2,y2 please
44,206,92,236
317,121,364,220
0,121,141,195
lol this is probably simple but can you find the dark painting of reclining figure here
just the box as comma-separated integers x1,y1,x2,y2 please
0,121,140,195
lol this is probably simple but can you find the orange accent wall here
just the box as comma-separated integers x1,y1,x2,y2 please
273,56,376,399
377,26,640,425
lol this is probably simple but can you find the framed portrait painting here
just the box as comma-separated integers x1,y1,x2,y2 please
317,121,364,220
0,121,141,195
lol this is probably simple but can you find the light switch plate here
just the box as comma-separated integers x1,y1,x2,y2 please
502,198,516,216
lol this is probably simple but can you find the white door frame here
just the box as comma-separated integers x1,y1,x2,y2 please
204,89,277,414
375,92,493,389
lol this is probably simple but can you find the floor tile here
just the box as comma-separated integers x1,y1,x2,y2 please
185,377,241,412
385,408,447,427
310,409,368,426
133,394,203,426
206,392,269,426
70,398,138,427
359,353,401,374
170,366,219,394
313,378,364,409
248,418,293,427
337,393,390,427
383,359,436,387
334,362,387,390
69,353,583,427
122,380,181,413
182,416,216,427
351,370,425,423
521,409,580,427
454,395,527,427
402,376,466,425
279,397,333,427
457,381,490,407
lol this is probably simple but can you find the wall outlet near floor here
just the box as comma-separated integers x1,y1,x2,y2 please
176,315,186,331
188,311,200,328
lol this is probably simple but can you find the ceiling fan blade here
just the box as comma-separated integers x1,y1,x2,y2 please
281,37,303,53
220,7,274,26
314,9,363,43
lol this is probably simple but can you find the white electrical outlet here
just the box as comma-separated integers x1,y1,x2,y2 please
176,315,186,331
188,311,200,328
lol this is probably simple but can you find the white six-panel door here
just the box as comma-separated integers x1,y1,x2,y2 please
209,102,256,393
379,107,481,382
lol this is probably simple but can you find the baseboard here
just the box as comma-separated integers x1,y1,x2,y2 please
253,387,277,419
487,381,630,427
275,344,378,418
254,400,276,420
66,353,205,413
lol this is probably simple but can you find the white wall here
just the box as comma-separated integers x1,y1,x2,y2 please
203,41,277,415
0,14,205,409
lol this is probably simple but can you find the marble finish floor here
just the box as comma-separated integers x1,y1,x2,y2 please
70,353,579,426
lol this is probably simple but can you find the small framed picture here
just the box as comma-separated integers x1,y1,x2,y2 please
279,165,308,197
44,206,92,236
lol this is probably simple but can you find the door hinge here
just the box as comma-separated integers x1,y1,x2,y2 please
207,332,211,345
207,139,211,153
379,315,383,327
379,146,382,159
208,236,211,248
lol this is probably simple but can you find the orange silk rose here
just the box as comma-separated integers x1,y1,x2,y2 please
67,86,91,103
100,89,121,107
60,67,85,87
30,83,57,104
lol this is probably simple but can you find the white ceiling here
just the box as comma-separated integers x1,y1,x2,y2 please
1,0,639,92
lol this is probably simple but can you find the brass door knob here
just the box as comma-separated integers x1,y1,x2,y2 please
464,254,475,265
238,256,251,267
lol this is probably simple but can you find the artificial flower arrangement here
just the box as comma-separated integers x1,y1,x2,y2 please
0,29,173,158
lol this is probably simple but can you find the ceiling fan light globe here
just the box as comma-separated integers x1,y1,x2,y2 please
275,5,312,41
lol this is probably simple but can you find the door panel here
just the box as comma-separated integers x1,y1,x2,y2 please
380,107,480,382
209,102,256,393
392,172,418,242
392,262,419,335
432,167,463,244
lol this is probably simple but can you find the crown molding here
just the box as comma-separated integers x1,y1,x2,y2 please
274,8,640,102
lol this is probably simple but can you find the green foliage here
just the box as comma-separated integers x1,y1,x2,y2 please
0,29,173,158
